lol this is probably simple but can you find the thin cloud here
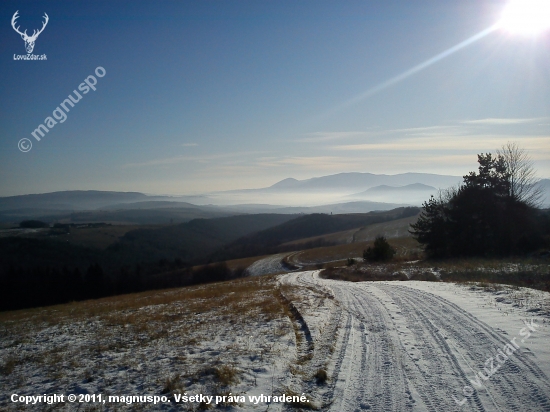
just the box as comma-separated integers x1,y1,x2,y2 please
462,118,541,125
302,125,466,141
253,153,476,176
181,143,199,147
331,135,550,152
387,125,459,133
295,131,373,143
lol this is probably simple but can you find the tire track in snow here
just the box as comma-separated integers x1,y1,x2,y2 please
284,273,413,411
376,283,550,412
344,286,412,412
279,272,353,410
283,272,550,412
365,283,488,412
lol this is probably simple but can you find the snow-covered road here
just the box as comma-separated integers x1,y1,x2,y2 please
281,271,550,412
246,253,293,276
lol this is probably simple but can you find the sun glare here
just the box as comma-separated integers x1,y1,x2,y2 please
499,0,550,35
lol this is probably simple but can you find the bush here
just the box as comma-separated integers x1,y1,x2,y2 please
213,365,240,386
161,374,181,394
314,369,328,384
363,236,396,262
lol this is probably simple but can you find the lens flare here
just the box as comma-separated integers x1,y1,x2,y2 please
499,0,550,35
312,1,548,123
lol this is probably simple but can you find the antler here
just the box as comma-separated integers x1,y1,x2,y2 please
11,11,27,37
11,11,49,40
29,13,49,40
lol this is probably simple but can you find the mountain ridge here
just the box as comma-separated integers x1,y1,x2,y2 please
246,172,463,192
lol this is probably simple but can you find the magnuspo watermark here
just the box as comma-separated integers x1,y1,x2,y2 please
11,10,48,59
452,319,540,406
19,66,106,152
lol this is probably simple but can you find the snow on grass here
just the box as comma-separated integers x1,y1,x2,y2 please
2,261,548,411
0,275,332,411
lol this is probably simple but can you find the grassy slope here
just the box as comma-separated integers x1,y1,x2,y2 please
320,257,550,292
353,215,418,241
210,208,419,261
0,276,291,402
287,236,421,266
281,214,419,248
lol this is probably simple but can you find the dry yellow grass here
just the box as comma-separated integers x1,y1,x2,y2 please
353,215,418,242
222,254,273,271
287,236,421,266
0,275,299,405
280,215,419,249
281,228,357,247
0,275,283,328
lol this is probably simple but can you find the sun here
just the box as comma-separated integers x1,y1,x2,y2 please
498,0,550,35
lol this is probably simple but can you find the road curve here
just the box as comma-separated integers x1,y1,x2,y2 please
246,253,290,276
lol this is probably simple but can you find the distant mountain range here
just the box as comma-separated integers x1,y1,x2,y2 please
260,172,462,192
0,190,149,211
0,191,214,212
210,172,463,207
0,174,547,224
0,172,461,211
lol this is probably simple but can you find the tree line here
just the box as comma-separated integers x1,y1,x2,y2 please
411,143,549,258
0,261,245,311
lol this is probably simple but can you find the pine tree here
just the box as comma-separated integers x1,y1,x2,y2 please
410,146,542,257
363,236,396,262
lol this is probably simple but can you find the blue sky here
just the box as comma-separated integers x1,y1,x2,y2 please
1,0,549,196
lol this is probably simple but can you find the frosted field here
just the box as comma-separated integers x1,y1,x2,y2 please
1,271,549,411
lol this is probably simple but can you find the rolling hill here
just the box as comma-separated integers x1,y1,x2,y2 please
209,207,420,262
110,213,299,262
0,190,149,211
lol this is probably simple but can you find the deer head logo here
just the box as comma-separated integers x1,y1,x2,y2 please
11,11,49,54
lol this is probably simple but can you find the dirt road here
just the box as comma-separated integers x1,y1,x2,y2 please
246,253,290,276
281,271,550,412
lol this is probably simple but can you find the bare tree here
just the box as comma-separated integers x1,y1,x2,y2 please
437,184,460,203
497,142,542,208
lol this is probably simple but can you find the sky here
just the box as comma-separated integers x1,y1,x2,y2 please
1,0,549,197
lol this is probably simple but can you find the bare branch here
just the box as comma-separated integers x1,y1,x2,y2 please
497,142,542,208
